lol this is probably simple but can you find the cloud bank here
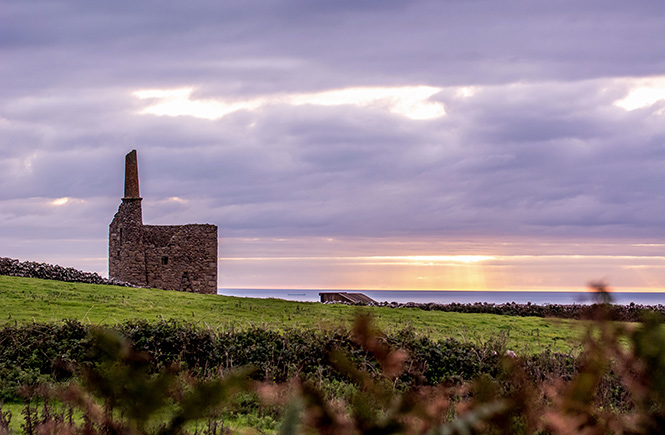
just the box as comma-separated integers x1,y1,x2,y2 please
1,0,664,290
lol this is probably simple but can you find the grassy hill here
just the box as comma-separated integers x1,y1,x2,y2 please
0,275,585,354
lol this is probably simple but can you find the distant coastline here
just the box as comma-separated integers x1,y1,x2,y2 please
219,288,665,306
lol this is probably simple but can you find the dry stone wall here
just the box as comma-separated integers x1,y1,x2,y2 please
0,257,136,287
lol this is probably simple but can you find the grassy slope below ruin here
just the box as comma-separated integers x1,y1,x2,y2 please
0,275,585,354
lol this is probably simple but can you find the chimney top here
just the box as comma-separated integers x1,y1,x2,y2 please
123,150,141,199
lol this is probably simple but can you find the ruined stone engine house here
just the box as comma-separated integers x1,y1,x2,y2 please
109,150,218,294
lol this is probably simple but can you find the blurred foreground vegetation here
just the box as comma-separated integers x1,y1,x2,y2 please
2,283,665,433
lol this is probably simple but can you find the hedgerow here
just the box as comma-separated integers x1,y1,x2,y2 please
370,299,659,322
0,320,90,401
0,319,509,404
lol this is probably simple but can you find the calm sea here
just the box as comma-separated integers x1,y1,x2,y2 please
218,289,665,306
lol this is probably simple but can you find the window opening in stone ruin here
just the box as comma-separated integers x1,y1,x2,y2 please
116,250,120,259
161,256,168,265
119,228,123,245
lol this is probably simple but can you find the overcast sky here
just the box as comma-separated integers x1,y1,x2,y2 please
2,0,664,292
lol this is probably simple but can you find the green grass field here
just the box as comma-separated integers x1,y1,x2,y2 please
0,275,586,354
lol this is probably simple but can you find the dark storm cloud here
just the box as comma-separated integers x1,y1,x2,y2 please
1,0,665,272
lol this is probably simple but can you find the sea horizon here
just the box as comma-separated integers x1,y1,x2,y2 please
218,288,665,306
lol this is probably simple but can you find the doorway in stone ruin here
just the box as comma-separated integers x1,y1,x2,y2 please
178,271,192,292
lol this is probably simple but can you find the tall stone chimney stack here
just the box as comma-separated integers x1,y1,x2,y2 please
110,149,218,293
109,150,145,285
124,150,141,199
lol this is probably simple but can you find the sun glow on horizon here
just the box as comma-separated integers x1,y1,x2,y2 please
371,255,495,264
216,238,665,292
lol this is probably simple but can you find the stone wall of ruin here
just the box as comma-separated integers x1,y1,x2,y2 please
108,150,218,294
109,199,147,286
143,224,218,294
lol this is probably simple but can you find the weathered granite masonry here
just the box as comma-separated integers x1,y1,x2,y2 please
109,150,218,293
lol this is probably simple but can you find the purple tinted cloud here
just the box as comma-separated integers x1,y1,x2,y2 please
1,0,664,281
